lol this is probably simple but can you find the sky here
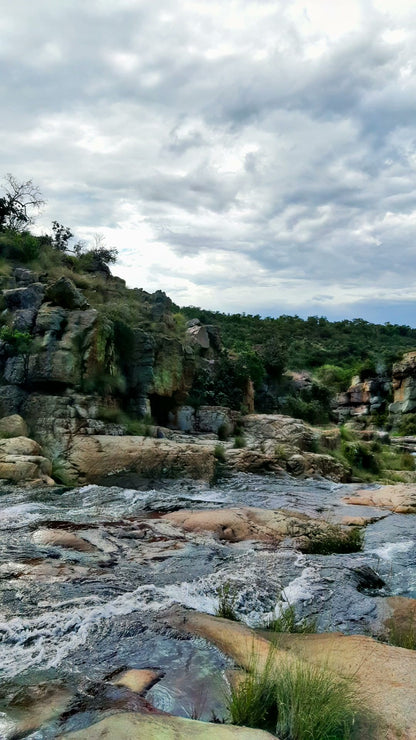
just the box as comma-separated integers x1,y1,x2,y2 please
1,0,416,325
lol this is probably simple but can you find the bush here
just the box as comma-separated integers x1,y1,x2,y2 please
217,423,229,441
228,650,369,738
234,435,246,449
214,444,226,462
398,413,416,436
300,525,363,555
341,441,380,474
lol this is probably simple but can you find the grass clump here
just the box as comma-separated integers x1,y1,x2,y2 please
385,614,416,650
268,597,317,634
228,650,367,739
214,443,226,462
300,524,363,555
233,435,246,449
217,423,230,441
216,582,239,621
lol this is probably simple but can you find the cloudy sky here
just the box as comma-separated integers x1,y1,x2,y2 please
1,0,416,324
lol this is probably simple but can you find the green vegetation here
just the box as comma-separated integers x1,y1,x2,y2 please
299,525,363,555
216,582,239,620
227,648,370,739
214,444,226,462
398,413,416,436
384,614,416,650
267,597,317,634
233,435,246,449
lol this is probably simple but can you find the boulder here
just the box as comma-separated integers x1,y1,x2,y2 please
0,436,52,482
186,324,210,349
166,609,416,740
67,435,216,483
3,282,45,310
242,414,316,451
0,413,28,438
45,276,89,310
162,506,353,549
344,484,416,513
32,529,97,552
59,713,275,739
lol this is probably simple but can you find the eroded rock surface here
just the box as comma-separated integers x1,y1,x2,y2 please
344,483,416,513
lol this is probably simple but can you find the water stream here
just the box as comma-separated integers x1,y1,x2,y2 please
0,473,414,737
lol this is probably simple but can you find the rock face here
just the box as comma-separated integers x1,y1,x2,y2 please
67,435,216,483
344,483,416,513
169,405,239,434
390,351,416,420
242,414,316,451
167,609,416,740
334,376,391,422
59,713,276,739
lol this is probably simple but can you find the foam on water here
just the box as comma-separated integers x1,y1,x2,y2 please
369,540,414,560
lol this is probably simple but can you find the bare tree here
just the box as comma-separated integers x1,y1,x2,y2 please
0,174,45,231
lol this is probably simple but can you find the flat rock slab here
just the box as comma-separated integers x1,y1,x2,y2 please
166,608,416,740
59,712,276,739
344,483,416,513
32,528,98,552
162,506,355,549
68,436,216,483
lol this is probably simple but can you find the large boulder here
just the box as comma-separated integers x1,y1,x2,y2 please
3,282,45,311
242,414,316,451
0,413,28,438
0,436,53,483
67,435,216,483
45,277,89,310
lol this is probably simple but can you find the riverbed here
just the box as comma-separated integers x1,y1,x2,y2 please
0,473,415,737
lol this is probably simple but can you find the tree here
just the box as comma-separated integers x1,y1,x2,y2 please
0,174,45,231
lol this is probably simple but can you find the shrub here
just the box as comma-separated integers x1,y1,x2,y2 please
217,423,229,441
233,435,246,449
216,582,239,621
299,525,363,555
227,649,369,739
214,444,226,462
398,413,416,436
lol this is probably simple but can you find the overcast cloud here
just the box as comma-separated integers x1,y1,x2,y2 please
1,0,416,323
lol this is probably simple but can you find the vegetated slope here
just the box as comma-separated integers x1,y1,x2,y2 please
179,305,416,382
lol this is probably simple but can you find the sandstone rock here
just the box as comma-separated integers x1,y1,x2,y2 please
242,414,316,451
344,483,416,513
166,609,416,740
67,435,216,483
0,436,42,455
32,529,97,552
162,506,347,548
302,452,349,482
0,436,52,482
111,668,163,694
227,448,283,473
0,413,28,437
45,276,89,310
59,712,275,739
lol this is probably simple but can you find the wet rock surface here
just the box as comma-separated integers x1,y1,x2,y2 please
0,472,415,738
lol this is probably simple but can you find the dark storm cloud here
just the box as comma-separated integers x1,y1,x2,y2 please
1,0,416,321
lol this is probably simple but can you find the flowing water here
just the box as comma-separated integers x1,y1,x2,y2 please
0,473,414,737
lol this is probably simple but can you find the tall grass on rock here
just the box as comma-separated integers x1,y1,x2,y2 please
228,649,372,739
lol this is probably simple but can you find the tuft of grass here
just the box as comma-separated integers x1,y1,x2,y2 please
233,435,246,449
217,423,230,441
299,524,363,555
385,615,416,650
216,582,239,621
228,649,371,739
214,443,226,462
268,597,317,634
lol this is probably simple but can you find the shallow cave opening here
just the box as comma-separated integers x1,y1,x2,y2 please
149,393,177,426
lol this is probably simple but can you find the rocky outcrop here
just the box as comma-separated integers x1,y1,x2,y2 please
169,405,239,434
60,713,275,739
67,435,216,483
162,506,360,551
242,414,316,451
166,609,416,740
344,483,416,513
390,351,416,419
334,376,391,422
0,436,53,484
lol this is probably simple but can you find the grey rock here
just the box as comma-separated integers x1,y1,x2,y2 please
3,283,45,311
45,277,89,310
